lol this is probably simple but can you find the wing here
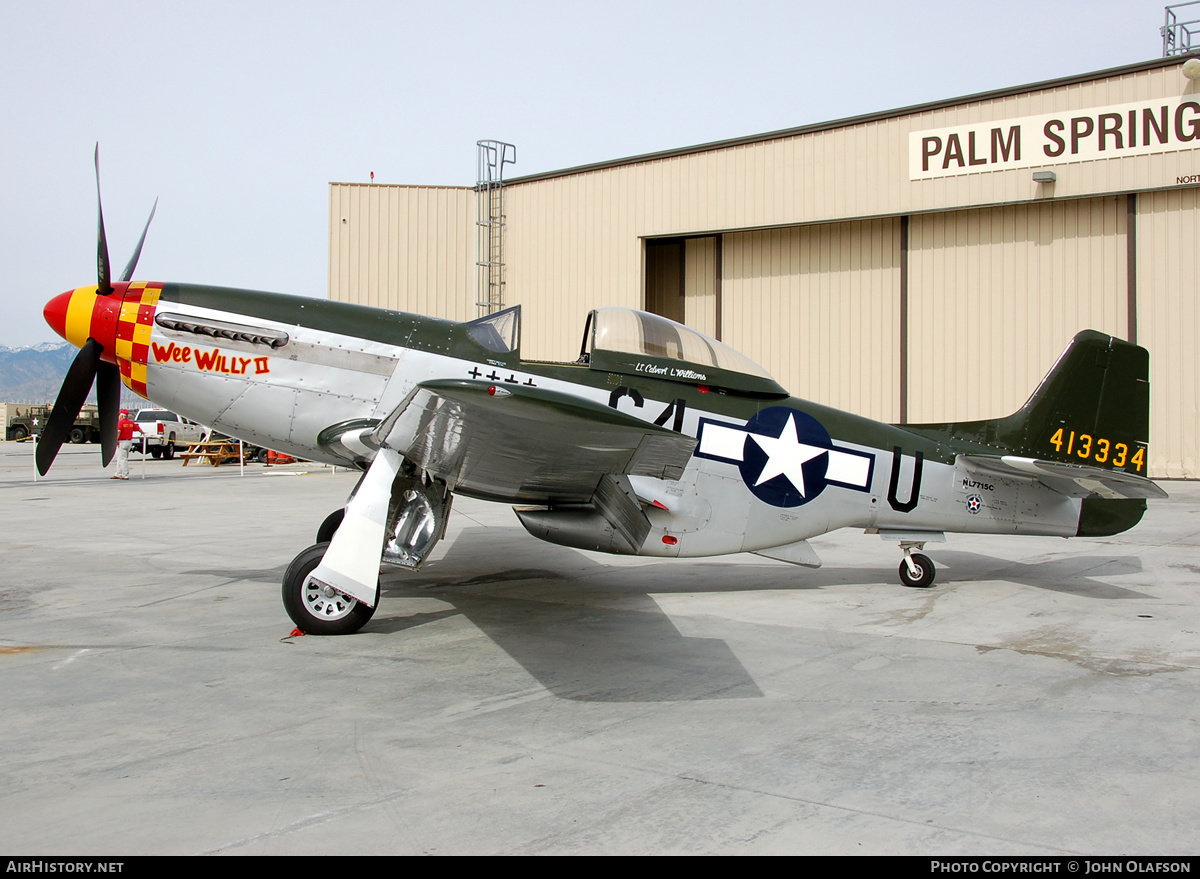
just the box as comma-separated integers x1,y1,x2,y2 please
958,454,1167,500
371,379,697,503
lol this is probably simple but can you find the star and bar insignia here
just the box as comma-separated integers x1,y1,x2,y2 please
695,407,875,508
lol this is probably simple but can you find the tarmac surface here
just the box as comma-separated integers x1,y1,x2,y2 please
1,440,1198,855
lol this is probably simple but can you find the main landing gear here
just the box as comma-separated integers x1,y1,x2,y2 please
282,460,453,636
282,542,379,636
280,509,359,635
316,508,345,544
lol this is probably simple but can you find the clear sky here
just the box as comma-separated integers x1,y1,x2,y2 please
0,0,1177,347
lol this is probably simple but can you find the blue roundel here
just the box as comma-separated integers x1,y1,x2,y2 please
737,407,832,508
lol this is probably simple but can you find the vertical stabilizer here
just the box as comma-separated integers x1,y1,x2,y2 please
905,331,1158,536
1016,330,1149,465
906,331,1150,475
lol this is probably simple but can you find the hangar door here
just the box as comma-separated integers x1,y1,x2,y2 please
906,196,1128,425
646,195,1192,478
719,219,902,422
644,236,720,338
1138,186,1200,478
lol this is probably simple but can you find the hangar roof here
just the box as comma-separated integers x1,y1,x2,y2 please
508,53,1200,186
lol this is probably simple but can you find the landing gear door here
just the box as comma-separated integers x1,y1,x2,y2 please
381,475,453,570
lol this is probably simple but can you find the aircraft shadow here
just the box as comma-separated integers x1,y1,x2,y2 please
207,528,1151,703
364,528,1155,704
929,550,1153,600
372,528,775,703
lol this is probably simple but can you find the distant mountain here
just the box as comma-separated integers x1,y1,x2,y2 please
0,343,143,408
0,343,76,403
0,342,67,354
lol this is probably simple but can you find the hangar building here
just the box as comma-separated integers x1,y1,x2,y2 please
328,54,1200,479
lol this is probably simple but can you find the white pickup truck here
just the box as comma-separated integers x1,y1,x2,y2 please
132,408,206,459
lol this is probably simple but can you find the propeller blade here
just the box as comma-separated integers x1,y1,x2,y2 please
36,338,101,476
97,360,122,466
94,144,112,296
120,197,158,282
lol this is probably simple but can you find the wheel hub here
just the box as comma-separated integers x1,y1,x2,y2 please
303,577,357,620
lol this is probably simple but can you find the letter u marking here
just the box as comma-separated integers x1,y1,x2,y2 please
888,446,923,513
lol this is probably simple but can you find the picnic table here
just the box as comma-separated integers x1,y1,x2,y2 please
179,440,242,467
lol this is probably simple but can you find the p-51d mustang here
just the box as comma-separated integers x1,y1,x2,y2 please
38,150,1167,635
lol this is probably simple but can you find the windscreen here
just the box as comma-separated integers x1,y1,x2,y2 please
466,306,520,354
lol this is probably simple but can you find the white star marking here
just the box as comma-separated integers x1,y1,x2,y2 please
748,413,828,496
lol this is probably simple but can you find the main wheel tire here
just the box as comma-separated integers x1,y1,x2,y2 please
162,443,175,460
316,508,346,544
69,427,86,444
899,552,936,588
282,542,377,636
12,425,28,441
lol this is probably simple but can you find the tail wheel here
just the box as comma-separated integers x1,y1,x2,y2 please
899,552,936,588
281,542,377,636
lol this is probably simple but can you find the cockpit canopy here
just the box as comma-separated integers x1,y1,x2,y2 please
464,304,786,396
583,307,786,396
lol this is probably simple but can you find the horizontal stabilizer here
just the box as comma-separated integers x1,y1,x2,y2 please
958,454,1168,500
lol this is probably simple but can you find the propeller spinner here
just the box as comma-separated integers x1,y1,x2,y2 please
37,146,157,476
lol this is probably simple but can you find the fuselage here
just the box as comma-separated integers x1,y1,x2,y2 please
45,281,1084,558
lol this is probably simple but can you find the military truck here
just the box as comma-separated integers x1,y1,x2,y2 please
3,403,102,442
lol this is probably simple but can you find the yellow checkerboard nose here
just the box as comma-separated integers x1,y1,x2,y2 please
114,282,162,397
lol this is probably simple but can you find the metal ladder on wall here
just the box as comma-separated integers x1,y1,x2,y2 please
475,140,517,316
